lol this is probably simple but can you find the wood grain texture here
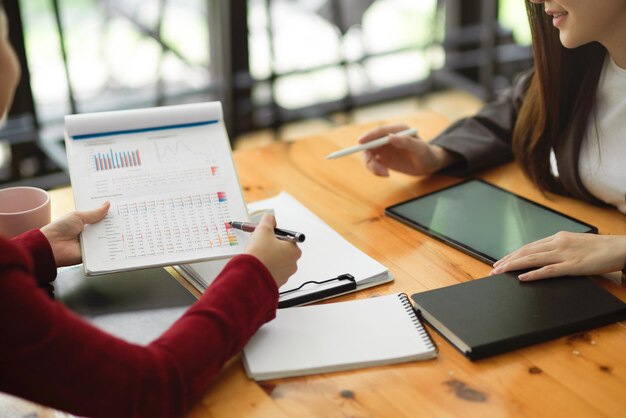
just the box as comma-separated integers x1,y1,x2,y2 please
41,112,626,417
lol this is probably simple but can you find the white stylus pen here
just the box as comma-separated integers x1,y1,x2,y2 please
325,128,418,160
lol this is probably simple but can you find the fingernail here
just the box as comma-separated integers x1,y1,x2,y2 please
492,266,502,274
518,274,528,281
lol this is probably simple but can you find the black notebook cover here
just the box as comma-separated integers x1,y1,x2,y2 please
411,273,626,361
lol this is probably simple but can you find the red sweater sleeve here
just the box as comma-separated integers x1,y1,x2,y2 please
0,235,278,418
10,229,57,294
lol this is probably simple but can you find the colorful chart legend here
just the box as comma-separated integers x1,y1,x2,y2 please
224,222,239,246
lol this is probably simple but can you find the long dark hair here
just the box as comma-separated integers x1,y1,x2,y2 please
512,2,606,201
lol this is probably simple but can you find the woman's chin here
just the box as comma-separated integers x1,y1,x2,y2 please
558,32,588,49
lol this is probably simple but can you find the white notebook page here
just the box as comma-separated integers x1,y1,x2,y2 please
243,293,437,380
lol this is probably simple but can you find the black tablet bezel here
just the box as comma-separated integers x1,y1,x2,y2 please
384,179,598,266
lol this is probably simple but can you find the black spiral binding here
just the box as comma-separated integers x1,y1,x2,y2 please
398,293,436,351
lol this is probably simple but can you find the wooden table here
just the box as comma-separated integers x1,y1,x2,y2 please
42,112,626,417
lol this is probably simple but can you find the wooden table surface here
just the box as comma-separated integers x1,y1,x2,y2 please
39,111,626,417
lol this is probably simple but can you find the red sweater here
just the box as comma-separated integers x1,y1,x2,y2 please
0,229,279,418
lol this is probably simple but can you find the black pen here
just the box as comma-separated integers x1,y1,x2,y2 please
228,221,306,243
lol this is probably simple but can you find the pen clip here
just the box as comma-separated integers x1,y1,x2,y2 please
278,274,356,308
279,274,355,295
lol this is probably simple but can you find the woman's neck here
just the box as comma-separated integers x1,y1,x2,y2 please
601,14,626,69
606,47,626,70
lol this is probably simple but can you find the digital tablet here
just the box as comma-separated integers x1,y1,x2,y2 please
385,179,597,265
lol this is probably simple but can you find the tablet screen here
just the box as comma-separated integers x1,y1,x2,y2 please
385,179,597,264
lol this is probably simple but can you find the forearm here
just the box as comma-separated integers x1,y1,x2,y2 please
9,229,57,290
150,255,279,400
615,235,626,274
432,70,532,176
0,254,277,418
593,234,626,273
430,144,462,173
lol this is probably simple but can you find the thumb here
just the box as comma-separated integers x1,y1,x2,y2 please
76,201,110,225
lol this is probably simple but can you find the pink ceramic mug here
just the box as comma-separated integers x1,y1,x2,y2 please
0,186,51,238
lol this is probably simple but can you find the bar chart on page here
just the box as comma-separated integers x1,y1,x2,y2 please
87,134,228,196
101,191,239,261
92,148,142,171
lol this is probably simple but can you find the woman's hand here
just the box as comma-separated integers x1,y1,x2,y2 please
490,232,626,281
244,214,302,288
359,124,455,177
40,202,110,267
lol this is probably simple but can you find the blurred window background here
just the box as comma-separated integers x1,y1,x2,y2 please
0,0,531,189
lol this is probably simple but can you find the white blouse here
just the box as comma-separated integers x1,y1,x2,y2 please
579,57,626,214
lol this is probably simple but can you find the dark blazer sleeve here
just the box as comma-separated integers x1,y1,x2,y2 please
431,70,533,176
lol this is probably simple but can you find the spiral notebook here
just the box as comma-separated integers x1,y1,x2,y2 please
242,293,437,380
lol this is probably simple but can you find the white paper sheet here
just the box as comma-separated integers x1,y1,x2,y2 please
180,192,392,304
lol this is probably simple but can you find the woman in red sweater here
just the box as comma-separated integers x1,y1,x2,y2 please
0,6,301,418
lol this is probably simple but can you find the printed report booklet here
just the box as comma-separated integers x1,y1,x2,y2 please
64,102,250,275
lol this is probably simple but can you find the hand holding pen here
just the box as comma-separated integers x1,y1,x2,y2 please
325,128,418,159
241,213,302,288
347,124,457,177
